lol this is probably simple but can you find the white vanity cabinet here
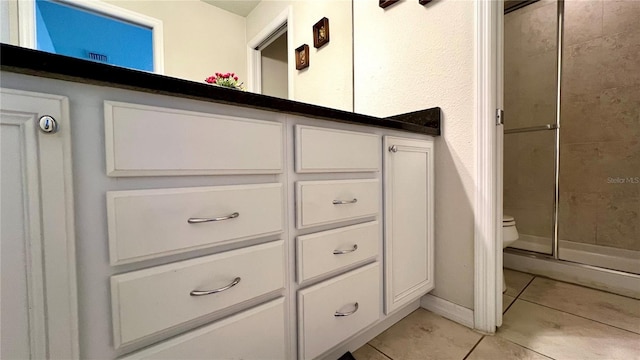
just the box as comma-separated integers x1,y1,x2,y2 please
383,136,435,314
0,77,437,360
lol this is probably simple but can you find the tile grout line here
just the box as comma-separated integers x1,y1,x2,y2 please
366,343,395,360
514,275,537,299
526,346,556,360
502,273,536,314
494,332,558,360
500,275,561,360
503,273,633,359
500,275,561,359
502,295,517,314
462,335,485,360
516,298,640,336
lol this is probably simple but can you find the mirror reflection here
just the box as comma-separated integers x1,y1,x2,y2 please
1,0,354,111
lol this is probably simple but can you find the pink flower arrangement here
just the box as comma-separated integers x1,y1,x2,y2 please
205,72,245,90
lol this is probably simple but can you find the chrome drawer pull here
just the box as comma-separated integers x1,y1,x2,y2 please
333,244,358,255
187,212,239,224
332,198,357,205
335,302,359,317
190,277,241,296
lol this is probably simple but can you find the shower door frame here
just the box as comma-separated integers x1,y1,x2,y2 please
502,0,640,297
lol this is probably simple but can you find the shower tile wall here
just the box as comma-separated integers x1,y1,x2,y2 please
559,0,640,251
504,0,558,243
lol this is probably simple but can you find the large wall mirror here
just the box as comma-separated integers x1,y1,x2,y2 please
1,0,354,111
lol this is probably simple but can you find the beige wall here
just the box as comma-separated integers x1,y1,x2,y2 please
104,0,247,83
246,0,289,44
354,0,476,309
247,0,353,111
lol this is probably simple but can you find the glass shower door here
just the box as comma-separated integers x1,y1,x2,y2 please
558,0,640,274
503,0,559,255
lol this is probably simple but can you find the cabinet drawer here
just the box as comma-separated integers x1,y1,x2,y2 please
121,298,286,359
297,221,379,283
111,241,284,348
298,263,380,360
104,101,283,176
107,183,283,265
296,179,379,229
295,125,380,173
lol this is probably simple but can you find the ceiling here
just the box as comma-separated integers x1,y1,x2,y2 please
202,0,261,17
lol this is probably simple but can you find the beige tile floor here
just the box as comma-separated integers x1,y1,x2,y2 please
353,269,640,360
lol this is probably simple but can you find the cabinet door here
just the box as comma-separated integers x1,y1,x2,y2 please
0,89,78,358
383,136,434,314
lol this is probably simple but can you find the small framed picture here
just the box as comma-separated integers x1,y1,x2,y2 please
295,44,310,70
379,0,399,8
313,17,330,48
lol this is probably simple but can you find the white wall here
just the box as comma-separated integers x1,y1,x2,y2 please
104,0,247,83
3,0,21,45
354,0,476,309
1,0,10,43
246,0,353,111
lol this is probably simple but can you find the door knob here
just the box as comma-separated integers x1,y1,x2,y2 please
38,115,58,134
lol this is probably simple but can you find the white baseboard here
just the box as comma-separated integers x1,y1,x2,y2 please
420,294,474,329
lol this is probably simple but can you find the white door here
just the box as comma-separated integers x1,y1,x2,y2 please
383,136,434,314
0,89,78,359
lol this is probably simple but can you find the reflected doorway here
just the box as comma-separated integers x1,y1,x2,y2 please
260,31,288,99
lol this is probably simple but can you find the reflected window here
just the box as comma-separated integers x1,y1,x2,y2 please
35,0,154,71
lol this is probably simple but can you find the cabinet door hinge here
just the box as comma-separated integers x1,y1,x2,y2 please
496,109,504,126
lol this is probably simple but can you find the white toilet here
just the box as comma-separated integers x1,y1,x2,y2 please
502,215,519,292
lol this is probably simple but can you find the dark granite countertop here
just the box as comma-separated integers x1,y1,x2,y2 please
0,44,440,136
